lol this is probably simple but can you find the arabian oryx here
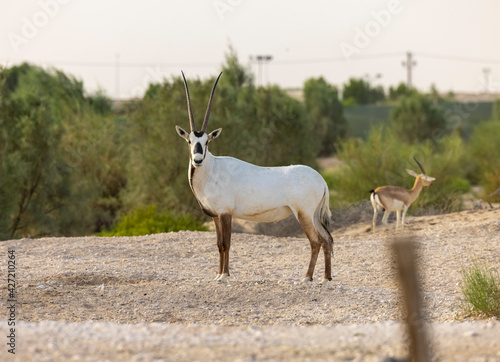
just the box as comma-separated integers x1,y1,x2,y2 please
370,157,435,231
175,71,334,283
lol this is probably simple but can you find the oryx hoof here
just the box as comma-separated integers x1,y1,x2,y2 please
320,278,332,285
301,277,313,283
214,273,228,283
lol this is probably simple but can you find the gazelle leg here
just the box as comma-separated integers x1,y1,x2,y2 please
401,205,409,231
372,206,378,229
381,210,391,228
371,196,378,230
396,210,401,231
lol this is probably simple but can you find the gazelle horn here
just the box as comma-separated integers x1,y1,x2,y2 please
414,157,427,175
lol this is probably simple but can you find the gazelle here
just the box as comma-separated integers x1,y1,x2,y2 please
175,71,334,283
370,158,435,231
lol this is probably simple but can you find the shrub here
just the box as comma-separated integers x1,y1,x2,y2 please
460,259,500,317
342,77,385,105
467,119,500,202
0,63,123,239
391,92,447,144
321,170,337,192
99,205,207,236
303,77,346,155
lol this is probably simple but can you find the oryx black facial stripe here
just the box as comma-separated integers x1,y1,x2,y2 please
193,131,205,137
194,142,203,155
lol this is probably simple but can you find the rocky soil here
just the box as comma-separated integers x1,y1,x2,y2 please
1,208,500,361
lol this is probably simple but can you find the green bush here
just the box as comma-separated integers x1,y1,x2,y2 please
461,259,500,317
342,77,385,105
303,77,346,155
99,205,207,236
329,127,468,213
0,63,122,239
321,170,337,192
391,92,447,144
467,119,500,202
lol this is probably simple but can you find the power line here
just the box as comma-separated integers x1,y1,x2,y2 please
416,52,500,65
0,52,407,69
3,52,499,69
0,59,219,69
271,52,405,65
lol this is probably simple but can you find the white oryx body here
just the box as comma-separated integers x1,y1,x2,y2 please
370,158,435,231
176,71,333,283
190,154,330,224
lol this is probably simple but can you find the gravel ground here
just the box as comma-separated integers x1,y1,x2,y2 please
1,208,500,360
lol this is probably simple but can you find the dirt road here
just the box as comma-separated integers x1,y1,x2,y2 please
1,208,499,360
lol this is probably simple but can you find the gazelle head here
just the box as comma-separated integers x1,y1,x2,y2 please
406,157,436,186
176,71,223,168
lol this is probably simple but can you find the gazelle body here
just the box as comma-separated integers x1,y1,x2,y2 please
370,158,435,231
176,71,333,283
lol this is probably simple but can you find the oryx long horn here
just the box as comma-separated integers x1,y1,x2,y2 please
414,157,427,175
181,71,196,132
201,72,223,133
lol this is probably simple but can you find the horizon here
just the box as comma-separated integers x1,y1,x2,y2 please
2,0,499,99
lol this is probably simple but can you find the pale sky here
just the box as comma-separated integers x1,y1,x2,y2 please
1,0,499,99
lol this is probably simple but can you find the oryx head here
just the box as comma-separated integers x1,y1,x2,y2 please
176,71,222,168
406,157,436,186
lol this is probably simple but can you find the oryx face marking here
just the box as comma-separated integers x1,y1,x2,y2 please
175,126,222,168
190,132,208,167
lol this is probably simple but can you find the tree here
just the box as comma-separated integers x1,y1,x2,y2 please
303,77,346,155
343,77,385,105
468,119,500,202
0,63,123,239
388,82,414,101
0,64,76,238
391,92,447,144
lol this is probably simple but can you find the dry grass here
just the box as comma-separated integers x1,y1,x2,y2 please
461,259,500,318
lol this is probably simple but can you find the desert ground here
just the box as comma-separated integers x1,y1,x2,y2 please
1,207,500,361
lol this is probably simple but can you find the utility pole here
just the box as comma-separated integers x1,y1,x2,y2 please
115,53,120,99
402,51,417,89
482,68,491,93
253,55,273,86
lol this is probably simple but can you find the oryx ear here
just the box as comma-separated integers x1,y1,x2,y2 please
208,128,222,142
406,169,419,177
175,126,190,141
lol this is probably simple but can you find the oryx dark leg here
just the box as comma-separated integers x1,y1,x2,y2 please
305,240,321,282
296,213,322,282
213,216,223,280
214,214,232,282
321,228,333,282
